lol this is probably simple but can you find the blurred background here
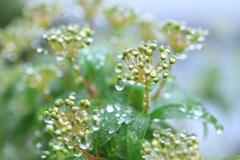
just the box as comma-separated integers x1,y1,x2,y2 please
0,0,239,159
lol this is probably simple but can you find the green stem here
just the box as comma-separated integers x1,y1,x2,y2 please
143,84,150,114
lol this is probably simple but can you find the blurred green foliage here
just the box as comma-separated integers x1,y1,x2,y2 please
0,0,236,160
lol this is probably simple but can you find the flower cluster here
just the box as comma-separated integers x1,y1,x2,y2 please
138,15,159,41
43,25,94,61
23,1,64,27
104,4,137,30
77,0,103,23
115,40,179,91
22,64,57,92
0,1,64,62
161,21,208,54
43,92,101,158
141,129,202,160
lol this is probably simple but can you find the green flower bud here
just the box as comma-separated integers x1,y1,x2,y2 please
159,45,165,52
78,131,85,137
117,75,123,80
163,70,169,78
83,117,89,123
66,125,73,131
117,63,123,69
46,125,54,132
55,100,61,107
150,71,157,78
71,106,78,113
44,111,50,117
93,109,99,114
55,129,61,136
85,130,90,135
93,115,99,121
129,65,135,70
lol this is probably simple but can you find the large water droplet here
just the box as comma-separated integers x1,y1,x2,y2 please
114,65,122,73
216,124,224,134
40,151,47,159
73,146,83,157
193,106,204,116
106,105,114,113
92,122,100,131
115,79,125,91
44,116,53,124
68,92,77,100
68,144,74,149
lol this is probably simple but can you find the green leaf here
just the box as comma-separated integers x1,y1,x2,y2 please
150,103,218,128
149,81,202,114
115,114,149,159
91,104,123,148
222,155,240,160
127,131,144,160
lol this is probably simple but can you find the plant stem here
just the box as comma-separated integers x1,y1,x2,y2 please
72,63,98,98
143,84,150,114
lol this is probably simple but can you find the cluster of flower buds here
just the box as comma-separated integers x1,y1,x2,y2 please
104,4,137,30
161,21,208,54
0,1,64,62
23,1,64,27
115,40,179,91
77,0,103,23
43,92,101,158
138,15,159,41
21,64,57,92
43,25,94,61
141,129,202,160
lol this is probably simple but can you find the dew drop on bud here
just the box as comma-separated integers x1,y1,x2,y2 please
69,92,77,100
115,79,125,91
73,146,83,157
114,65,122,73
216,124,224,134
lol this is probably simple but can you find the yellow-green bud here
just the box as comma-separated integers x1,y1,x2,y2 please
46,125,54,132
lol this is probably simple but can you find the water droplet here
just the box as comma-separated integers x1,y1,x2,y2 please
68,144,74,149
179,54,188,60
114,104,121,111
106,105,114,113
124,117,132,124
79,141,90,149
129,80,135,85
44,116,53,124
68,92,77,100
216,124,224,134
117,117,125,124
73,146,83,157
118,53,124,59
115,113,120,117
56,56,64,61
40,151,47,159
163,92,171,99
37,48,44,53
122,114,127,117
92,122,100,131
193,106,204,116
115,79,125,91
108,128,115,134
114,66,122,73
